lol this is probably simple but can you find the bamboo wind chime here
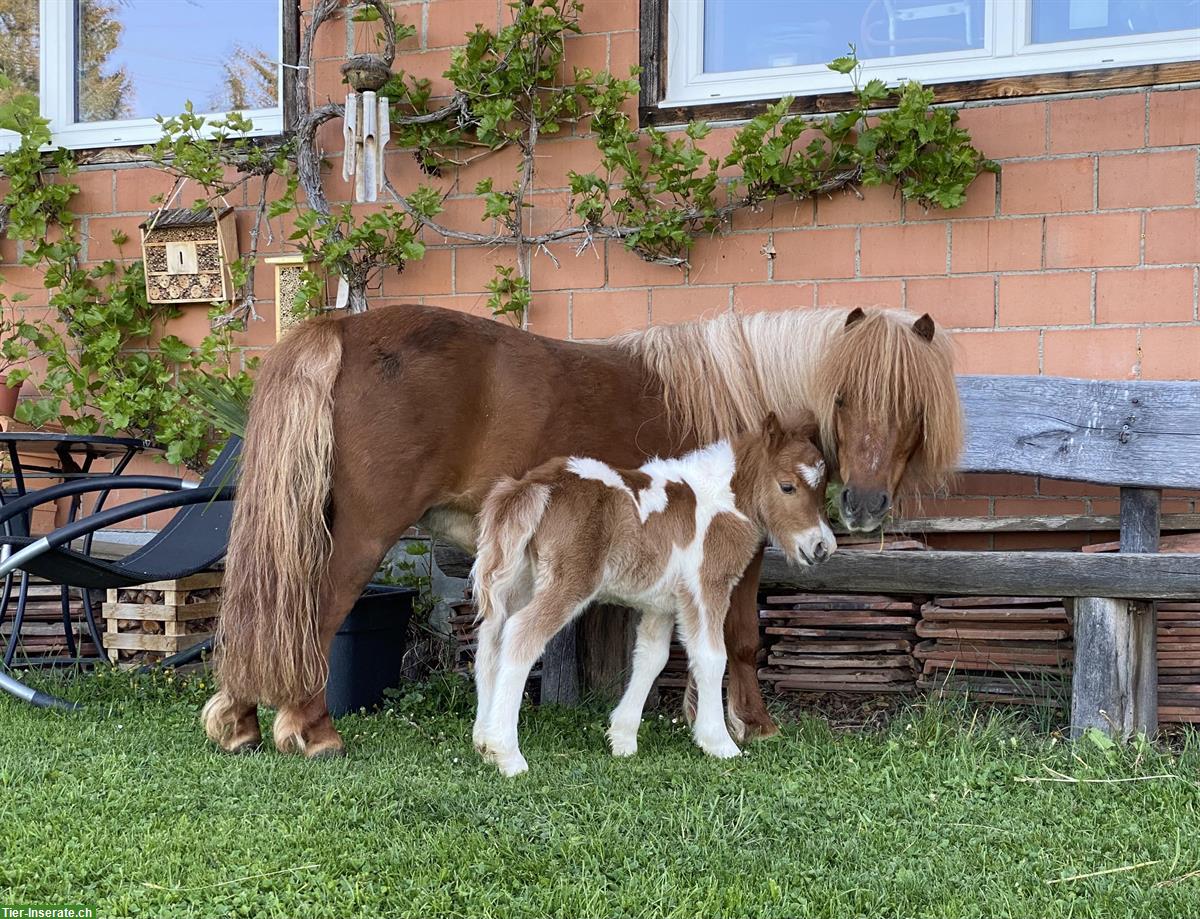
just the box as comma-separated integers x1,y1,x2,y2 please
342,91,390,204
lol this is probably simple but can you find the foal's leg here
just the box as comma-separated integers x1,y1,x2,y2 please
723,548,779,741
678,594,740,759
472,612,504,753
485,587,589,777
608,610,674,757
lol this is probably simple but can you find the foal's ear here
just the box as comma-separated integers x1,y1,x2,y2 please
845,307,866,329
761,411,785,448
912,313,936,342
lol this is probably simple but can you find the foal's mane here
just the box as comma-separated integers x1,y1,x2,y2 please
612,307,962,494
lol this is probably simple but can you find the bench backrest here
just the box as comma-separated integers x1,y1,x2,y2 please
957,375,1200,490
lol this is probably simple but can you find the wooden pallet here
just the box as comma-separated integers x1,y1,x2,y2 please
101,572,222,666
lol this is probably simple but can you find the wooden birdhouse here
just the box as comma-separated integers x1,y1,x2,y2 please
265,254,325,339
139,206,239,305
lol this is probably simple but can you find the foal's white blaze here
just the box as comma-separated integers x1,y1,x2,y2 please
798,459,824,490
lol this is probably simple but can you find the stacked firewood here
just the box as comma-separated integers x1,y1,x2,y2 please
448,594,542,687
101,572,221,666
914,597,1073,706
1157,600,1200,724
0,581,95,660
757,593,921,693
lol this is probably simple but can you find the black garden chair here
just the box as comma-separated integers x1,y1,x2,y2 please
0,437,240,709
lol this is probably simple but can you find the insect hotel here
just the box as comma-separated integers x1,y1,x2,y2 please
139,206,239,304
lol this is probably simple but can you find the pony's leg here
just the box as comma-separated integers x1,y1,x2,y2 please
678,595,740,759
607,610,674,757
273,513,402,759
485,588,588,777
472,612,504,754
723,547,778,741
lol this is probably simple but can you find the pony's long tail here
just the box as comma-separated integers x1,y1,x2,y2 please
471,478,551,626
213,317,343,709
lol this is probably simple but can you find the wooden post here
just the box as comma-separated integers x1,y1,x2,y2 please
1070,487,1160,740
539,621,580,705
579,604,637,702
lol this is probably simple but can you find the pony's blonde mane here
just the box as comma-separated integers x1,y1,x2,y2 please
613,307,962,494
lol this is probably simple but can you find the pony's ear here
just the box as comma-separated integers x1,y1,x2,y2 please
845,307,866,329
913,313,936,342
761,411,785,448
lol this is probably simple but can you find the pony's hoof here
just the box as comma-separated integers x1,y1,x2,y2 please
740,718,780,741
229,737,263,755
306,743,346,761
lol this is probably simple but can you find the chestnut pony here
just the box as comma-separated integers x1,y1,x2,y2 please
203,303,961,757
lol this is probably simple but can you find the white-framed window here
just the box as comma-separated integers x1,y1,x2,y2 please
1,0,286,150
664,0,1200,108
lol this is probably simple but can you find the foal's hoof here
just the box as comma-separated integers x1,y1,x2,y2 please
699,736,742,760
496,752,529,777
607,730,638,758
229,738,263,755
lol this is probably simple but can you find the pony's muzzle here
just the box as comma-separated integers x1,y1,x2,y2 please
840,486,890,530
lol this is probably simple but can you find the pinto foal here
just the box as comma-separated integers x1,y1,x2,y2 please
471,413,835,776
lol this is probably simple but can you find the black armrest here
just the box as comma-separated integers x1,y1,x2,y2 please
0,475,191,534
0,486,235,580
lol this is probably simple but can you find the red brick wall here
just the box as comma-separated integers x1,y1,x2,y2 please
2,0,1197,535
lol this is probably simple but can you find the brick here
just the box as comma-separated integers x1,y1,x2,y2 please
606,243,685,288
953,330,1039,374
531,243,605,291
164,305,215,347
1099,151,1197,209
905,275,994,329
426,0,500,49
951,219,1042,273
1045,212,1140,269
608,32,639,80
772,228,856,280
525,292,569,340
687,232,772,285
562,33,608,76
907,170,997,221
815,185,901,226
953,473,1036,497
909,497,991,518
1049,93,1145,154
84,215,142,261
731,282,815,314
576,0,638,34
1039,478,1118,498
999,158,1093,215
997,272,1092,327
114,167,179,214
423,294,494,318
994,497,1087,517
382,248,454,297
455,249,517,294
232,312,278,349
1043,327,1138,378
59,168,113,215
1149,88,1200,147
424,196,493,244
955,102,1047,159
572,289,647,339
1145,210,1200,265
1097,268,1194,324
860,224,946,276
400,49,456,96
993,532,1093,551
814,279,902,309
534,138,605,189
1140,326,1200,380
651,286,730,325
732,198,814,230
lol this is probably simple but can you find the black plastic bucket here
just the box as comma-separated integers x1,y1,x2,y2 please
326,584,416,716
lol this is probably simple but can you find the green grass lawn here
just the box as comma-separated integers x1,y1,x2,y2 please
3,669,1200,919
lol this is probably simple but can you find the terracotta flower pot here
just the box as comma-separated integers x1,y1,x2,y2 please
0,380,22,418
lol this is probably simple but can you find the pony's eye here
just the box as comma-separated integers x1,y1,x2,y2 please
779,482,796,495
834,395,845,408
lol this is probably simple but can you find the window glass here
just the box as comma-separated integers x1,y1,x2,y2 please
0,0,39,100
703,0,986,73
75,0,279,123
1029,0,1200,44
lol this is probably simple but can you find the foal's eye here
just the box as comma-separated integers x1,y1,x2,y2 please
834,395,845,408
779,482,796,495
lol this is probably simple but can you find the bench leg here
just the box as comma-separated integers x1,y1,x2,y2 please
1070,597,1157,740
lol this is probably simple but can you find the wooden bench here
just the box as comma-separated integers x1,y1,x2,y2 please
762,374,1200,740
